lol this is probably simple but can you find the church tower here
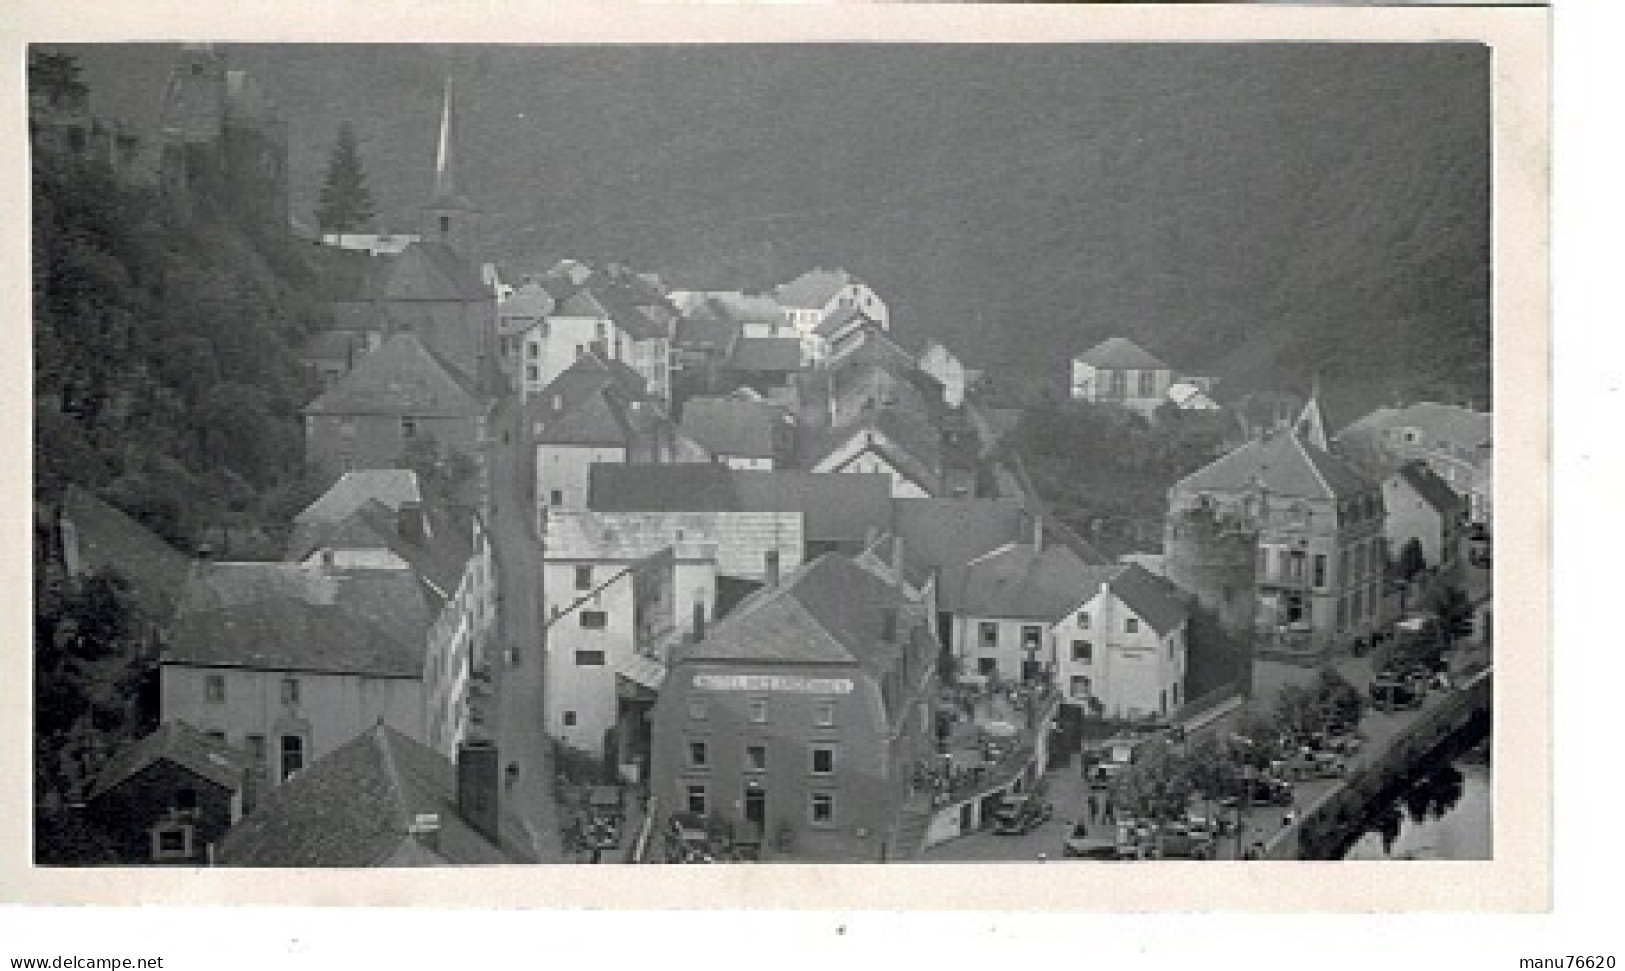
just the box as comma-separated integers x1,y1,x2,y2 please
420,77,481,261
1293,373,1329,451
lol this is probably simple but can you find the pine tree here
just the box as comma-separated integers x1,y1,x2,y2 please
315,122,375,234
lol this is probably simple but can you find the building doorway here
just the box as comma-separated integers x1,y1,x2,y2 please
744,786,766,829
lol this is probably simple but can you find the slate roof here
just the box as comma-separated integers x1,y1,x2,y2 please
1174,428,1373,501
1074,337,1170,371
1336,402,1492,452
889,498,1028,586
303,333,483,418
815,303,877,338
177,562,337,616
679,397,785,459
675,553,914,672
1393,461,1464,515
776,268,853,310
674,307,741,352
301,329,370,366
555,288,610,319
87,721,249,802
728,337,803,373
810,410,943,494
587,466,893,544
295,470,422,526
1106,563,1190,636
217,725,538,866
943,543,1097,620
165,597,422,678
59,486,194,617
591,279,668,341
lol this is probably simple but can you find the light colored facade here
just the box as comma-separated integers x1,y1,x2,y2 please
423,516,497,760
536,442,627,516
1381,463,1464,573
541,511,728,757
1051,578,1188,721
951,615,1056,683
777,269,889,365
810,425,937,499
160,664,425,788
918,342,967,409
1334,402,1493,526
1168,425,1386,658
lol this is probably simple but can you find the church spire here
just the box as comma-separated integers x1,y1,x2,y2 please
420,75,479,257
1293,372,1329,451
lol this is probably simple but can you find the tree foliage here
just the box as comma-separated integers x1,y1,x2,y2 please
315,122,375,234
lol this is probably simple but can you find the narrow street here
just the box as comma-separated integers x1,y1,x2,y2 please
485,397,564,861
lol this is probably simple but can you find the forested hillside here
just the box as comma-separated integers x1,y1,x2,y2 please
32,57,326,553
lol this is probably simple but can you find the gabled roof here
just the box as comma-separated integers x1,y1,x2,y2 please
499,281,555,319
728,337,803,373
944,543,1097,620
889,498,1028,586
1392,461,1464,515
679,397,785,459
1336,402,1492,451
177,562,337,617
675,553,912,669
1106,563,1189,636
810,410,943,494
87,721,249,802
218,725,538,866
591,279,669,341
1174,429,1373,501
554,288,609,319
674,306,741,352
815,303,878,338
587,466,892,544
776,268,854,310
59,486,194,617
1074,337,1169,371
303,333,482,418
165,597,422,678
295,470,422,526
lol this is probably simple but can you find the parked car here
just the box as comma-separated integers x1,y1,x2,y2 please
1062,821,1119,859
993,795,1053,835
1152,822,1216,860
1370,678,1423,711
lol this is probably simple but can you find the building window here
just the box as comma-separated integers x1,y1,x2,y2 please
527,342,540,360
1070,675,1092,700
401,417,417,439
749,699,768,724
205,674,225,704
745,745,767,773
1161,689,1168,713
563,711,577,727
977,657,997,676
688,700,707,721
1125,618,1140,634
1339,548,1351,586
688,741,708,768
279,735,304,781
1072,640,1092,663
1021,625,1043,650
574,649,606,666
580,610,608,630
438,215,451,234
1256,546,1269,576
686,785,707,816
1336,596,1348,629
1313,554,1328,588
280,678,300,706
575,566,593,590
549,490,563,506
810,792,835,826
151,824,192,862
206,730,226,742
1077,611,1091,630
1173,683,1181,706
526,364,539,382
978,622,998,648
1138,370,1156,397
246,734,266,764
811,746,835,775
814,701,836,727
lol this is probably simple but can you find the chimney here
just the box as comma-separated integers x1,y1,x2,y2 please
398,500,427,546
764,549,780,588
456,740,502,849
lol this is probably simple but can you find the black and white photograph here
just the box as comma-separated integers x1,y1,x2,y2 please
8,1,1557,941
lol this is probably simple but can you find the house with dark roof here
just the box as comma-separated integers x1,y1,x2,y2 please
808,408,945,498
1335,401,1492,526
1069,337,1176,417
1382,461,1466,573
678,396,794,470
218,731,538,866
650,552,935,862
1049,563,1191,721
522,265,675,404
775,268,889,364
1168,423,1386,659
940,543,1096,683
83,720,251,865
160,593,428,794
57,485,194,621
726,336,804,393
302,332,488,479
526,349,700,514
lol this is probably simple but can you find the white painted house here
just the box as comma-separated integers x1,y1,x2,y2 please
1050,563,1190,721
